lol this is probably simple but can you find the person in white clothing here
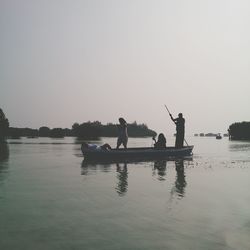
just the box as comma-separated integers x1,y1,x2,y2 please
81,142,112,151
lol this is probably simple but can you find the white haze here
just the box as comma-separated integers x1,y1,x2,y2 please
1,0,250,135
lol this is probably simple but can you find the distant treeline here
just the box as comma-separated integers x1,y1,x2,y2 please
228,122,250,140
194,133,229,137
6,121,157,139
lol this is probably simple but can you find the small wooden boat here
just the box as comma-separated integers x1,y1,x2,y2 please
216,134,222,139
81,145,194,161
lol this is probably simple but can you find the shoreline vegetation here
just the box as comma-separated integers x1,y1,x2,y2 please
194,133,229,137
5,121,157,139
228,122,250,140
2,108,250,141
193,122,250,140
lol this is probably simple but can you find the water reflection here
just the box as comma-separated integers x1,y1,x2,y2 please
0,143,9,183
171,160,187,198
0,143,9,162
116,163,128,196
74,137,101,145
81,158,190,198
153,160,167,181
81,161,112,175
229,141,250,151
81,160,129,196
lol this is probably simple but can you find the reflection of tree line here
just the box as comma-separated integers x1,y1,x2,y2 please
81,159,188,197
0,143,9,184
0,143,9,162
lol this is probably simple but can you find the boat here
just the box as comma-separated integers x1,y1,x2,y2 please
216,133,222,139
81,145,194,161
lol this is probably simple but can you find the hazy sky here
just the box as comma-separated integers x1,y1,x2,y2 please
1,0,250,135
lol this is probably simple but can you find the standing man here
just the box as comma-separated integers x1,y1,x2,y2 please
170,113,185,148
116,117,128,149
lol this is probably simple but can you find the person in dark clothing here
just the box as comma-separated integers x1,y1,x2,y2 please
170,113,185,148
153,133,167,149
116,117,128,149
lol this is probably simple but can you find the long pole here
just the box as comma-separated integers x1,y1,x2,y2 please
164,104,189,146
164,104,171,115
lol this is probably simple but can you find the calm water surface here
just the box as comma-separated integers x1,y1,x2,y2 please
0,136,250,250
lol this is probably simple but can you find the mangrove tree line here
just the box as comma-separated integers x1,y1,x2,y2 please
228,122,250,140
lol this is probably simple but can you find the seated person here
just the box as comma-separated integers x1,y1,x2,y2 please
100,143,112,150
153,133,167,149
81,142,112,151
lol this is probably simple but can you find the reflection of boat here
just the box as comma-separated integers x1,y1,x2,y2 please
81,146,194,161
82,155,193,165
216,133,222,139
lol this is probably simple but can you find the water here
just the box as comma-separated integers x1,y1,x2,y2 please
0,136,250,250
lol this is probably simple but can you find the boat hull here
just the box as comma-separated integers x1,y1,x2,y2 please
81,146,194,161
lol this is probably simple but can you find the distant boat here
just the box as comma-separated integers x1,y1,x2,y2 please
216,134,222,139
205,133,217,137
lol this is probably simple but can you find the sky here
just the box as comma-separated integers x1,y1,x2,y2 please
1,0,250,136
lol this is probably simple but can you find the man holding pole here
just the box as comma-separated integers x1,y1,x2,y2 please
170,113,185,148
164,105,187,148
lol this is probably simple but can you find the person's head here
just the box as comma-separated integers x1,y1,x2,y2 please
119,117,126,124
178,113,183,118
81,142,89,149
158,133,165,141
